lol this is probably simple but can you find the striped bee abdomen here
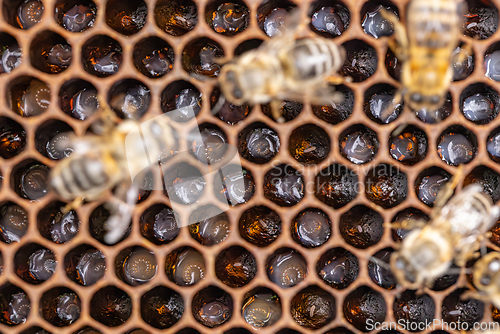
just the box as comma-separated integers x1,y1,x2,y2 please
282,38,343,81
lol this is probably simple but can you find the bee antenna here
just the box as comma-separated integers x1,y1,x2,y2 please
211,93,226,115
369,256,391,271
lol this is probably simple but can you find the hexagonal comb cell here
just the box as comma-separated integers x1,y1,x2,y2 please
415,167,452,207
155,0,198,36
0,32,22,74
216,245,256,287
361,0,398,39
192,285,233,328
105,0,147,35
291,285,336,329
340,40,378,82
40,287,81,326
91,286,132,326
116,246,157,286
317,247,358,289
0,116,26,159
183,37,224,78
364,163,408,208
35,119,74,160
292,208,331,248
37,201,79,243
264,164,304,206
289,124,331,165
239,205,281,247
312,85,354,124
59,78,99,120
242,287,281,328
3,0,44,29
339,205,384,249
309,0,350,38
166,246,205,286
205,0,250,36
364,83,402,123
463,0,499,40
188,205,230,245
11,159,50,200
343,286,386,331
81,35,123,77
267,247,308,288
108,79,151,119
257,0,296,37
459,83,499,124
15,243,56,284
0,283,31,325
0,201,29,243
64,244,105,286
437,125,477,165
140,203,179,244
30,31,72,74
388,124,428,165
55,0,96,32
315,164,358,208
7,76,51,117
339,124,379,164
238,122,280,164
133,37,174,79
141,286,183,329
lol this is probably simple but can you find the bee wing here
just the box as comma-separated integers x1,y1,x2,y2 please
281,83,344,106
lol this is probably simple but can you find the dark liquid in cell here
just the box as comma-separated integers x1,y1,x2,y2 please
121,249,157,285
141,287,183,329
415,98,452,123
487,132,500,162
240,127,279,164
0,204,28,243
462,92,496,123
339,207,384,249
192,287,232,328
289,125,330,165
441,288,484,327
267,249,307,288
166,247,205,286
340,42,377,82
163,165,206,205
312,86,354,124
62,4,96,32
20,164,50,200
343,287,386,331
215,167,255,205
210,2,249,35
292,210,331,248
46,132,73,160
263,8,288,37
39,207,79,244
140,205,179,244
190,127,227,164
340,130,378,164
290,286,335,329
365,165,407,208
239,206,281,247
262,100,302,122
217,102,250,124
76,250,106,286
17,0,44,29
391,208,429,242
4,291,30,325
418,174,450,206
154,0,198,36
109,84,150,119
142,49,173,77
0,45,22,74
106,2,147,35
315,164,358,209
83,40,122,77
317,248,358,289
29,249,56,282
311,6,344,37
163,86,202,122
393,291,435,327
389,130,427,165
44,44,72,73
10,79,50,117
242,291,281,328
215,246,256,287
362,5,395,38
264,165,304,206
64,88,99,120
183,40,223,77
437,133,475,165
485,50,500,81
366,93,401,123
368,249,396,289
189,206,230,246
90,287,132,326
54,293,81,325
0,126,26,159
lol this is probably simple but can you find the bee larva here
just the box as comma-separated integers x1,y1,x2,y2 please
217,10,346,122
389,166,500,290
380,0,467,121
50,108,175,244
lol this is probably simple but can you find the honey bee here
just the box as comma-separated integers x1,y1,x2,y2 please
217,10,346,122
50,108,175,244
466,252,500,308
381,0,466,119
390,166,500,290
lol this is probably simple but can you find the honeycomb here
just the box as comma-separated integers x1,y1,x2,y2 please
0,0,500,333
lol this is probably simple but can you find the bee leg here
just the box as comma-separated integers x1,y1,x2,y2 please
380,89,402,123
103,186,139,245
270,100,285,123
380,9,408,60
461,290,486,302
384,218,426,230
213,56,231,65
432,164,464,216
62,197,84,214
324,75,346,85
453,42,473,65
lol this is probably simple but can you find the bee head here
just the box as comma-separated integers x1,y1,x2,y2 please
220,65,245,104
476,253,500,288
407,92,444,112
